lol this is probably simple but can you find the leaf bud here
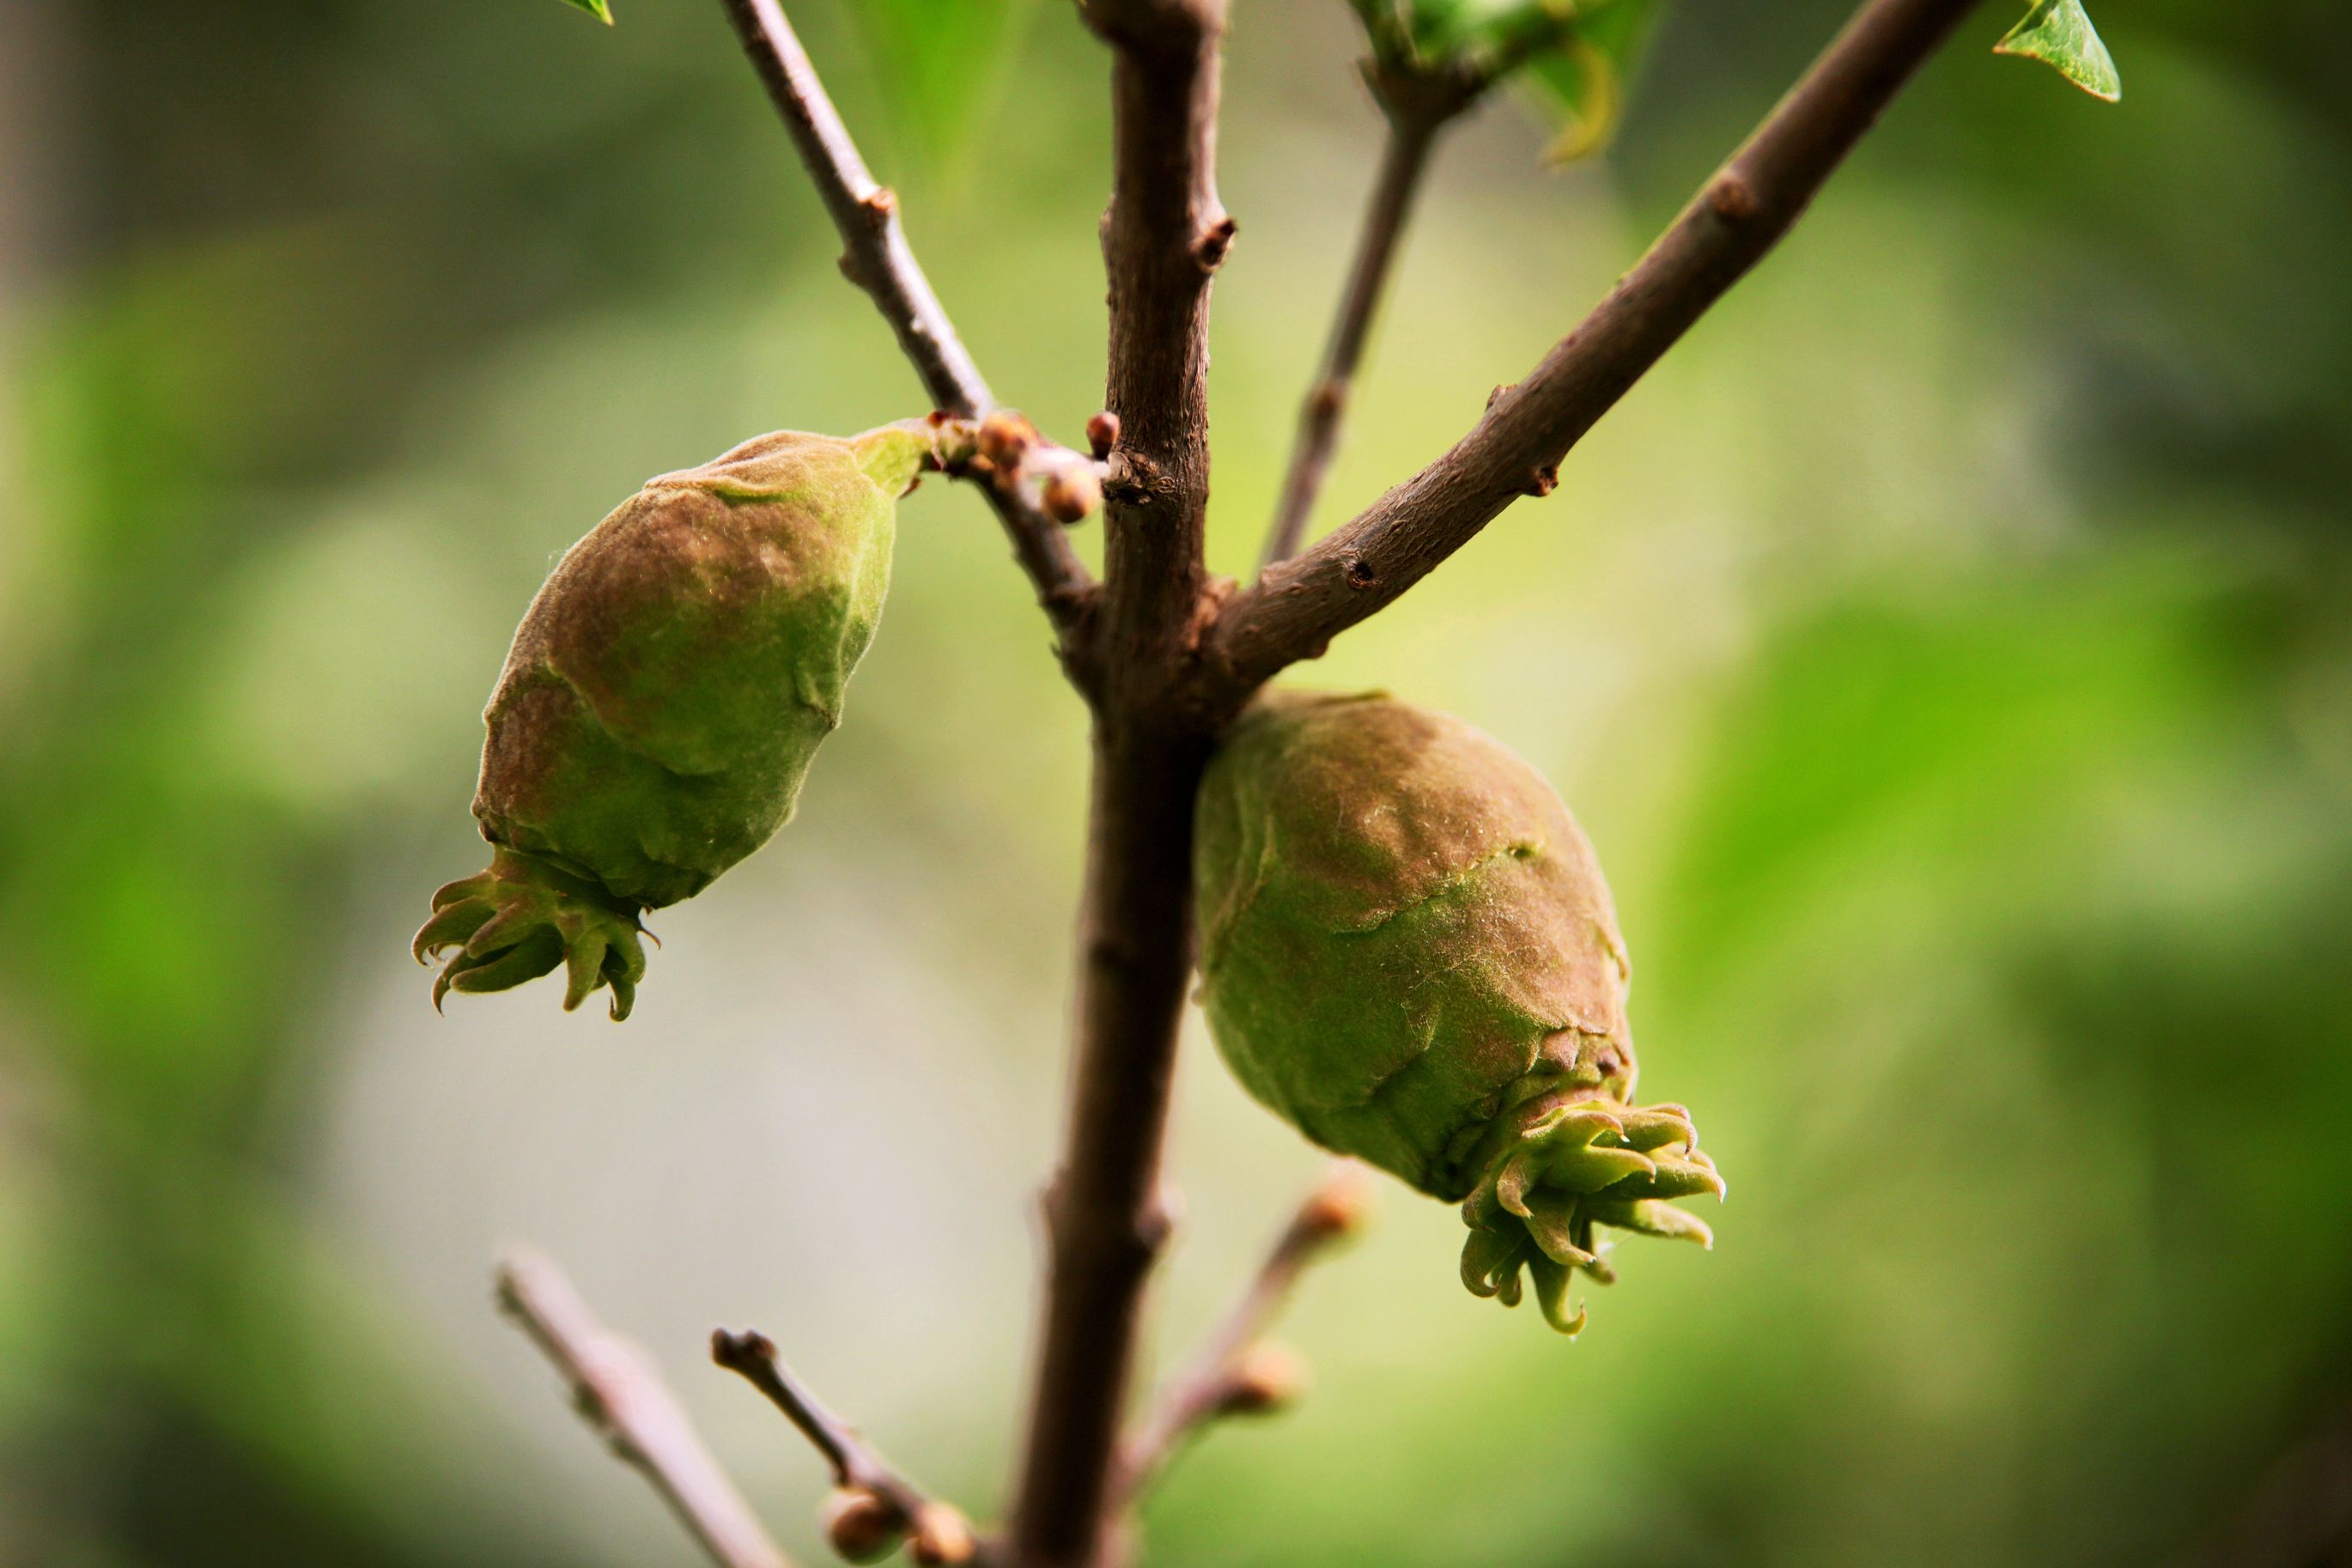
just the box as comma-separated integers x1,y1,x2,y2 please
1298,1163,1374,1241
1219,1342,1308,1415
975,410,1036,471
821,1488,906,1565
1041,463,1103,524
1085,410,1121,460
909,1504,976,1565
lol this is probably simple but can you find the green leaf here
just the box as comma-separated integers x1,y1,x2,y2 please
1995,0,2120,103
559,0,615,24
1346,0,1664,163
1517,0,1660,162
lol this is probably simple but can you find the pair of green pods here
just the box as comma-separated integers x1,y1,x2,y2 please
418,435,1717,1331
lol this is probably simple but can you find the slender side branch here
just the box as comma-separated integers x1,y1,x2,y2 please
714,0,1096,637
1259,110,1443,573
1259,16,1589,573
711,1328,977,1565
497,1252,792,1568
1114,1164,1372,1504
1209,0,1985,697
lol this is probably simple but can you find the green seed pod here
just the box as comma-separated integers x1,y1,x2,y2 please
415,422,935,1020
1194,690,1722,1335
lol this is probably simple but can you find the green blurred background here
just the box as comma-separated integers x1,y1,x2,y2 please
3,0,2349,1564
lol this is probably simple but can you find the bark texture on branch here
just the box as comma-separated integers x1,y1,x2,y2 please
1209,0,1986,696
1008,5,1231,1565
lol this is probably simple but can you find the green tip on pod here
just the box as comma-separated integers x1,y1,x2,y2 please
414,848,650,1020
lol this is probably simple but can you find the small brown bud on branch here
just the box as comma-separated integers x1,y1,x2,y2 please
977,411,1037,471
1042,465,1105,525
1218,1344,1308,1416
821,1489,905,1565
909,1504,978,1565
1085,410,1121,460
1299,1163,1375,1240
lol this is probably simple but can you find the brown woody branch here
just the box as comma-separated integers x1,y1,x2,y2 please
1209,0,1986,697
714,0,1097,640
1113,1164,1371,1505
1260,19,1588,572
497,1252,793,1568
711,1328,978,1565
1006,3,1232,1566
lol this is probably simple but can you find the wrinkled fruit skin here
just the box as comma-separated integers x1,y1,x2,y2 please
416,422,931,1019
1194,690,1723,1334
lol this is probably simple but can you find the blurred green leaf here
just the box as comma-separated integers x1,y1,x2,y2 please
846,0,1037,164
558,0,614,24
1995,0,2121,102
1346,0,1663,161
1519,0,1659,161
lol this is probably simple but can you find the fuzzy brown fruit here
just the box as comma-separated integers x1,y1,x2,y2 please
1193,690,1723,1334
414,422,933,1019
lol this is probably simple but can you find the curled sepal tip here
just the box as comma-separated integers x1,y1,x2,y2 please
1459,1094,1723,1335
414,848,650,1020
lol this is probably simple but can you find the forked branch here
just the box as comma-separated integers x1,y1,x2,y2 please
497,1252,792,1568
1114,1163,1372,1504
1211,0,1986,696
711,1328,979,1565
714,0,1096,635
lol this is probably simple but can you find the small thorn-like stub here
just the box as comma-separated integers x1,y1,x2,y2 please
860,186,899,225
1486,383,1514,410
1708,171,1759,223
1526,464,1559,497
1192,213,1239,270
1042,464,1103,525
909,1503,976,1565
1085,410,1121,460
976,410,1036,471
1219,1343,1308,1415
822,1488,906,1565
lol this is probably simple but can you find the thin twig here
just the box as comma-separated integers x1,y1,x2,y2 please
1114,1163,1372,1504
1259,108,1443,573
711,1328,978,1565
1259,16,1587,573
713,0,1097,639
496,1252,793,1568
1207,0,1986,700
